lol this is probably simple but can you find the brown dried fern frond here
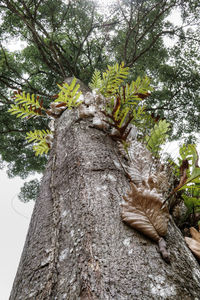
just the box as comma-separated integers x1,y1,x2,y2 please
185,227,200,259
126,140,153,184
121,182,169,242
122,182,170,262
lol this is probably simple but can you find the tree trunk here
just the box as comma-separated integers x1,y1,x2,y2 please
10,92,200,299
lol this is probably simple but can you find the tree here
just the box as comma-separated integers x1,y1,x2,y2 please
0,0,199,298
0,0,199,184
9,78,200,299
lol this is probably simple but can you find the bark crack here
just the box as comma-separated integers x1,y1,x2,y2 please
36,153,61,299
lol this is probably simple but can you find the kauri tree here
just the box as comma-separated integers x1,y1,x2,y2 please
0,0,200,298
9,63,200,299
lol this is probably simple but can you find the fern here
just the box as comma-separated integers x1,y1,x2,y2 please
182,187,200,214
100,62,129,97
8,92,46,119
26,130,52,156
145,120,170,155
120,76,152,104
96,63,153,141
131,107,154,137
88,62,129,97
55,77,83,109
175,144,200,191
88,69,102,90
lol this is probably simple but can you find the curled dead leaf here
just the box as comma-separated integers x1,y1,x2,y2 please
190,227,200,243
185,227,200,259
121,182,169,242
185,237,200,259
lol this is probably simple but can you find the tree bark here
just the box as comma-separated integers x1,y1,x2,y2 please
10,93,200,299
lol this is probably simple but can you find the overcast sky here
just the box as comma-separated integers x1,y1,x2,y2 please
0,169,35,300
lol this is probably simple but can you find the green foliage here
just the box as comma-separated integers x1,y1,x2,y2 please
145,120,171,155
7,78,83,158
120,76,151,104
90,62,153,141
89,62,129,97
8,78,82,123
101,62,129,97
89,70,102,90
55,78,83,109
177,144,200,191
8,92,46,119
182,186,200,214
169,144,200,224
18,179,40,203
26,130,52,156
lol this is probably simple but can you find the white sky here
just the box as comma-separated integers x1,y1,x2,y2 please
0,170,34,300
0,2,198,299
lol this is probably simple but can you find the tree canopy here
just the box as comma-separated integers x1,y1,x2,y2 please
0,0,199,183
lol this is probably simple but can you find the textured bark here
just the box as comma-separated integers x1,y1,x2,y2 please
10,97,200,299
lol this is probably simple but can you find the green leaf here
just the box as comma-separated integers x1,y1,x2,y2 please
183,194,200,213
8,92,45,119
26,130,52,156
100,62,129,97
89,69,102,90
55,77,83,109
174,144,200,191
145,120,170,155
179,167,200,191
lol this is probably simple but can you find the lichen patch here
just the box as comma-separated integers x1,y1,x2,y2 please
149,275,177,298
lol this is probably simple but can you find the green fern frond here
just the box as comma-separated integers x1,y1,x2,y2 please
101,65,152,140
131,106,154,134
55,77,83,109
120,76,152,105
8,92,45,119
119,107,130,127
32,142,50,156
173,145,200,217
183,193,200,213
26,129,52,156
177,144,200,191
179,144,198,168
15,92,41,107
145,120,170,155
8,103,43,119
89,69,102,90
101,62,129,97
132,105,146,120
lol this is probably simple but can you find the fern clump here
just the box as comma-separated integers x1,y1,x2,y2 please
168,144,200,228
8,78,83,156
89,62,129,97
55,78,83,109
89,62,153,141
